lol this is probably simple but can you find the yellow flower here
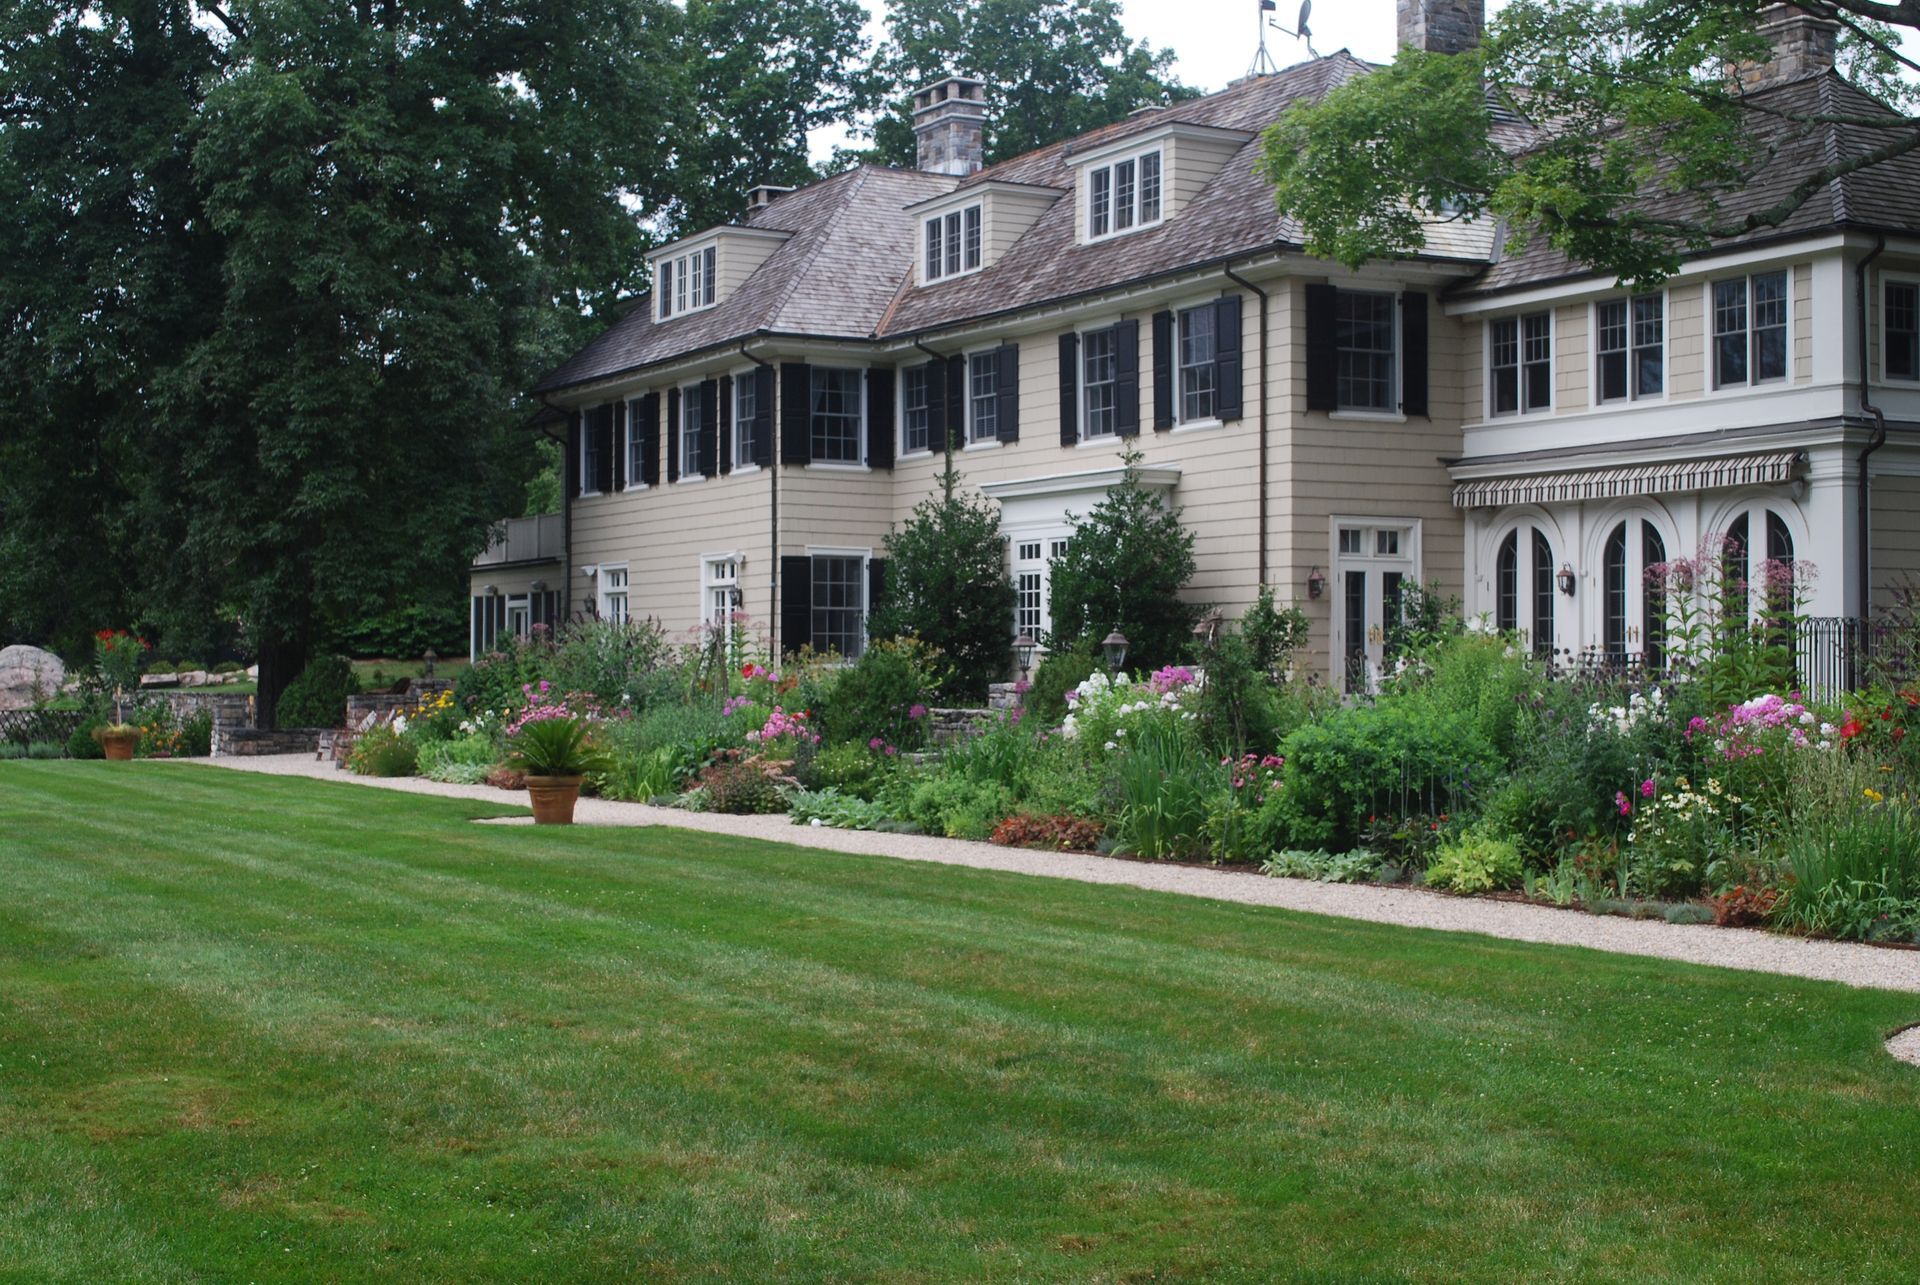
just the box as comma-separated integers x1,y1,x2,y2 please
1865,787,1884,803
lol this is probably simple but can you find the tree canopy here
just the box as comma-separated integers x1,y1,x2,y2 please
1260,0,1920,284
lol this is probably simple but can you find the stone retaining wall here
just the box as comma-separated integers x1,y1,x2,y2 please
346,680,455,726
214,727,323,757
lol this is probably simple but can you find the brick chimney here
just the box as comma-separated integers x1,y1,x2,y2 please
1736,4,1839,91
1397,0,1483,54
911,76,987,177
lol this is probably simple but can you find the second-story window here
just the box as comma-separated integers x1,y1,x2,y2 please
656,246,717,320
1490,311,1551,416
733,373,757,464
1178,304,1217,421
1596,293,1663,403
1891,281,1920,381
810,366,863,464
968,351,998,442
1082,327,1118,438
902,363,933,453
1335,291,1396,412
924,204,983,282
679,383,703,478
1713,270,1788,388
1086,148,1163,240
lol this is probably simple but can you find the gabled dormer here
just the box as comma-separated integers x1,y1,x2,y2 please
1069,121,1255,246
649,225,792,322
905,180,1064,285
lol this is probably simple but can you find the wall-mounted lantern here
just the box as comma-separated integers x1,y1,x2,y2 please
1557,563,1577,597
1306,566,1326,600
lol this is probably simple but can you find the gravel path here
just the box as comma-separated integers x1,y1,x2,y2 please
207,754,1920,998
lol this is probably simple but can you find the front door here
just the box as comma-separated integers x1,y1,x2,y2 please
1332,521,1417,693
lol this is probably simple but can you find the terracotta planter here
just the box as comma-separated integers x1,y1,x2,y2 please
98,730,139,761
524,774,585,825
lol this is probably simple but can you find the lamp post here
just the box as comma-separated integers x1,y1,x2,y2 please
1012,632,1037,685
1101,630,1130,675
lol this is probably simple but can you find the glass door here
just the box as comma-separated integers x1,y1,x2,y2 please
1333,523,1416,693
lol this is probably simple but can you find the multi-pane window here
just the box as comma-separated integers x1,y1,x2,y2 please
625,397,646,487
1082,327,1118,438
1596,294,1663,402
1086,148,1163,239
1886,281,1918,381
1178,305,1217,421
968,351,998,443
902,363,933,454
680,384,703,478
734,373,757,465
1713,271,1788,388
809,367,863,463
704,557,740,636
581,412,604,494
1375,530,1400,556
924,204,984,281
656,246,717,320
1495,528,1556,658
1338,528,1363,555
811,555,865,659
1489,311,1551,416
1335,291,1396,412
1016,572,1042,638
600,566,628,625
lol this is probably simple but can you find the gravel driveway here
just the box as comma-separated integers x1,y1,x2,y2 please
207,754,1920,998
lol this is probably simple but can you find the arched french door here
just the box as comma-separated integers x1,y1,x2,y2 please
1718,504,1797,622
1602,518,1667,672
1495,526,1557,659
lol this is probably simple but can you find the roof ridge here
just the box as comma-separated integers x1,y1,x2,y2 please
762,165,877,331
1819,75,1850,224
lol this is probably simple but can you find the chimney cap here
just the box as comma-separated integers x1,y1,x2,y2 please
746,184,794,209
912,75,988,117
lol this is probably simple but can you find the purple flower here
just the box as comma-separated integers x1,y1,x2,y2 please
1640,777,1655,798
908,704,928,720
1615,791,1631,817
869,737,884,751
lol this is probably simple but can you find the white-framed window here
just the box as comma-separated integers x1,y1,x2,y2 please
1011,536,1071,641
1888,279,1920,382
1489,311,1552,416
1712,270,1789,388
1177,304,1217,422
811,553,866,659
967,351,998,443
578,406,608,496
733,371,758,466
1082,326,1118,439
1085,148,1163,241
1595,293,1664,403
809,366,864,464
923,203,983,282
702,555,741,632
600,565,629,624
624,396,648,490
656,245,717,320
679,383,703,479
901,362,934,454
1494,526,1557,658
1335,291,1397,412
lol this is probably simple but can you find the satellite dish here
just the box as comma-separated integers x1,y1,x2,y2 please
1265,0,1319,60
1298,0,1313,39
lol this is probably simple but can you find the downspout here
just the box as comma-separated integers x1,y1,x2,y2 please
1856,236,1889,624
739,341,778,644
536,395,572,628
1223,264,1271,585
912,336,952,470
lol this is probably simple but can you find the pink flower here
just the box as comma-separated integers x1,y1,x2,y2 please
1615,791,1631,817
868,737,884,751
908,704,927,720
1640,778,1655,798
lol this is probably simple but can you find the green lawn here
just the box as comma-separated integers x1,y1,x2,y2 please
1,766,1916,1282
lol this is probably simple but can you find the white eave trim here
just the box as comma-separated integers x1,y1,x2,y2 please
904,180,1066,213
1067,121,1255,169
981,465,1181,502
648,225,793,263
1447,234,1850,315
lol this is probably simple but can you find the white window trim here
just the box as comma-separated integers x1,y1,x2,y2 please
1082,145,1165,245
1076,318,1124,445
698,551,745,628
1485,311,1555,420
897,359,937,460
803,546,873,659
921,202,985,284
597,562,630,624
1880,271,1920,385
622,396,650,492
964,345,1003,446
655,244,718,321
677,382,706,484
1589,291,1669,409
728,365,762,475
1173,299,1225,428
1705,269,1793,395
1330,288,1402,415
578,409,604,497
802,364,869,470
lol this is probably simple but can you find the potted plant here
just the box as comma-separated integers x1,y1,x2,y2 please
505,714,611,824
93,721,140,761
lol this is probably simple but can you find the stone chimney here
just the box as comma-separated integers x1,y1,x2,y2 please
911,76,988,177
1397,0,1483,54
1736,4,1839,91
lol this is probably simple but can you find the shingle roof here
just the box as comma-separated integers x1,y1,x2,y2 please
533,165,956,393
1459,71,1920,297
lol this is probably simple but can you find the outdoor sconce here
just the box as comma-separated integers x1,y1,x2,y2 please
1192,609,1226,646
1306,566,1326,599
1557,563,1577,597
1012,632,1038,683
482,584,498,597
529,580,547,593
1101,629,1130,675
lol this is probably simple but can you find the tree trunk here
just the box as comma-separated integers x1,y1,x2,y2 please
254,637,309,730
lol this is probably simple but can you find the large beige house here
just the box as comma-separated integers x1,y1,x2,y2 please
471,0,1920,691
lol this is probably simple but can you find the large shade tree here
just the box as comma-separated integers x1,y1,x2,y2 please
1260,0,1920,284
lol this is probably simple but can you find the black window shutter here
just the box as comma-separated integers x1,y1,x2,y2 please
867,367,896,469
1306,283,1338,413
1215,294,1244,422
752,366,775,467
925,359,948,449
1401,291,1429,418
780,555,813,656
699,379,719,478
1058,332,1079,447
1151,309,1174,429
565,411,582,497
780,363,811,466
1114,319,1140,438
995,342,1020,443
593,405,615,494
941,356,965,449
639,392,660,486
666,387,681,482
718,375,733,474
611,400,627,492
867,557,887,621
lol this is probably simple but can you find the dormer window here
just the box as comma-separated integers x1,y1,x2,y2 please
924,203,982,282
1086,148,1161,241
657,245,716,321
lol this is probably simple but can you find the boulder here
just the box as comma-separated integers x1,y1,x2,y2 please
0,645,66,711
181,670,209,687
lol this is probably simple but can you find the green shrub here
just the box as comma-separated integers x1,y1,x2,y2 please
418,733,499,784
505,716,613,778
1275,702,1499,850
276,655,361,728
212,661,244,675
616,699,737,779
67,717,105,760
1110,721,1215,861
1242,586,1311,679
934,708,1040,790
454,632,555,718
904,773,1015,840
788,787,898,831
550,617,672,709
815,637,948,750
178,710,213,758
695,757,789,815
347,725,420,777
804,741,888,799
1424,832,1524,894
1262,849,1382,883
597,745,684,802
1025,639,1099,730
1775,796,1920,941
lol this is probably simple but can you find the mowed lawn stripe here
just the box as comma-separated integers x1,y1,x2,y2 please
1,763,1916,1281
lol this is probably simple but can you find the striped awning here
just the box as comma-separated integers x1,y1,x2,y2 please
1451,451,1804,510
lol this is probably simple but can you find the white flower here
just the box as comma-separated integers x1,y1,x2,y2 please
1115,727,1127,737
1104,740,1117,751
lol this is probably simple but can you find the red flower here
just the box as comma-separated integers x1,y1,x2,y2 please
1840,717,1866,741
96,628,115,641
741,663,754,677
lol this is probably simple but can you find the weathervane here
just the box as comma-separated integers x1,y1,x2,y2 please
1252,0,1317,76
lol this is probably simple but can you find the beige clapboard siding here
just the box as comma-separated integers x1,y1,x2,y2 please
1667,282,1705,400
981,189,1060,267
1556,303,1589,411
1160,135,1244,223
1873,473,1920,610
1794,262,1813,384
569,466,773,632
